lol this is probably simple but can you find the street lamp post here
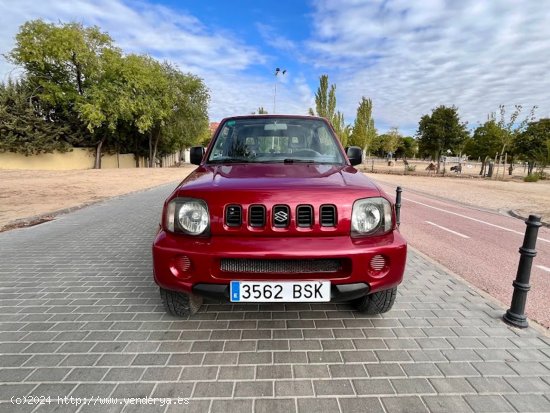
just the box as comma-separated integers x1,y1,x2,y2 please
273,68,286,114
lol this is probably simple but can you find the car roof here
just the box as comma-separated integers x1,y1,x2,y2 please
218,114,327,123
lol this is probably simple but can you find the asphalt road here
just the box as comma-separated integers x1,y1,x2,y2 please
375,180,550,328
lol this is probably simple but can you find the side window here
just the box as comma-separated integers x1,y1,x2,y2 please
210,126,230,158
317,127,338,156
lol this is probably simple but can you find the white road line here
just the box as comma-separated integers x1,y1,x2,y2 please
425,221,470,239
537,265,550,273
406,198,550,244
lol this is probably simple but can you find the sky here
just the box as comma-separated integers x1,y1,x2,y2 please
0,0,549,136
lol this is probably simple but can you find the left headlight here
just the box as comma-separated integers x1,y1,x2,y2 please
166,198,210,235
351,197,393,236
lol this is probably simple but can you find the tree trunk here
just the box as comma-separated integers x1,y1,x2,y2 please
148,131,153,168
72,52,84,96
94,137,106,169
435,150,441,173
152,132,160,168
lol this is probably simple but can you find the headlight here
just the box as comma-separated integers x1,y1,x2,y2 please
166,198,210,235
351,197,393,236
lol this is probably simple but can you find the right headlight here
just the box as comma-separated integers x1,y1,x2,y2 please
165,198,210,236
351,197,393,236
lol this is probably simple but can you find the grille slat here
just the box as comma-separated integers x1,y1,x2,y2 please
225,205,242,227
248,205,266,227
320,204,337,227
296,205,313,227
220,258,341,273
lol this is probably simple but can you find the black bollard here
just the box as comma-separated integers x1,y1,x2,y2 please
503,215,542,328
395,187,402,228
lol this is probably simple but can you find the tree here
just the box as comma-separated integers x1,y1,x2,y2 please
8,20,121,167
309,74,349,145
254,107,268,114
160,69,210,156
417,105,469,172
395,136,418,159
0,79,72,155
379,127,401,157
7,20,210,169
464,119,503,175
492,105,537,158
515,118,550,175
348,97,376,155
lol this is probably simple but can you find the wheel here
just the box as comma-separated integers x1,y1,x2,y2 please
353,287,397,314
160,287,203,317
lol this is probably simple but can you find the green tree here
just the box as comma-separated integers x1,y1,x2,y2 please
515,118,550,175
0,79,72,155
492,105,537,158
463,119,503,175
160,69,210,156
395,136,418,159
348,97,376,155
308,74,349,145
417,105,469,172
379,127,401,157
254,107,268,114
8,20,121,167
7,19,210,168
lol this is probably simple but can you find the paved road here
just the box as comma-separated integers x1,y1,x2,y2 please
1,184,550,412
375,180,550,328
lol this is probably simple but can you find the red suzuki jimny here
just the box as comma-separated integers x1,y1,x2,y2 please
153,115,407,316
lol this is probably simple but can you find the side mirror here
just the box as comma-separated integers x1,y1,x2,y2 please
346,146,362,166
190,146,205,165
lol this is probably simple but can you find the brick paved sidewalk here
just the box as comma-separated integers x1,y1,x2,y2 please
1,184,549,413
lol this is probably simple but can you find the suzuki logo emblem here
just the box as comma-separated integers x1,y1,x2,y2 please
274,210,288,223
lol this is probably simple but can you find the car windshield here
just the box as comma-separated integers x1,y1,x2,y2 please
207,117,345,164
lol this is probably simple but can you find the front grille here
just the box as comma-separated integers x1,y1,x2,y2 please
248,205,266,227
296,205,313,227
272,205,290,228
220,258,341,273
320,204,337,227
225,205,242,227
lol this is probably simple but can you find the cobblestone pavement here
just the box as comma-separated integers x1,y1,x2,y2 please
1,184,550,413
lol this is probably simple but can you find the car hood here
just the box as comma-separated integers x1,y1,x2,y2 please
175,163,381,194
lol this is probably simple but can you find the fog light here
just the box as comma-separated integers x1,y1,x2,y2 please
170,255,192,278
370,255,386,271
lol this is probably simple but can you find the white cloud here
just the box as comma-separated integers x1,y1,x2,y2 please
0,0,312,120
307,0,550,134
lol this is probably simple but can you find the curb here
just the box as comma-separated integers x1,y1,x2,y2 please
508,210,549,228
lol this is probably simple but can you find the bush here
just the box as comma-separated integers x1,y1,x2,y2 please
406,165,416,172
524,174,539,182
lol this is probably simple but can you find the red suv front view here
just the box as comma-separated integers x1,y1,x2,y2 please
153,115,407,316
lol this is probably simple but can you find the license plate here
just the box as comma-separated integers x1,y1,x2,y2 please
230,281,331,302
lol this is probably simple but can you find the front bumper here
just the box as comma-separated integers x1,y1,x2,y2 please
192,282,370,303
152,231,407,300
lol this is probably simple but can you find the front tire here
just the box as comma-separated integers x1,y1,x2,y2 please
353,287,397,314
160,287,203,317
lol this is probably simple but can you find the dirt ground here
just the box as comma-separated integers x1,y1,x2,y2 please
1,166,548,231
0,167,195,230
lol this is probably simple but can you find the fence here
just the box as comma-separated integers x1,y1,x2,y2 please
361,157,548,180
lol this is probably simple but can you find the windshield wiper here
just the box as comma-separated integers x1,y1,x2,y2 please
283,159,316,164
208,158,252,164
